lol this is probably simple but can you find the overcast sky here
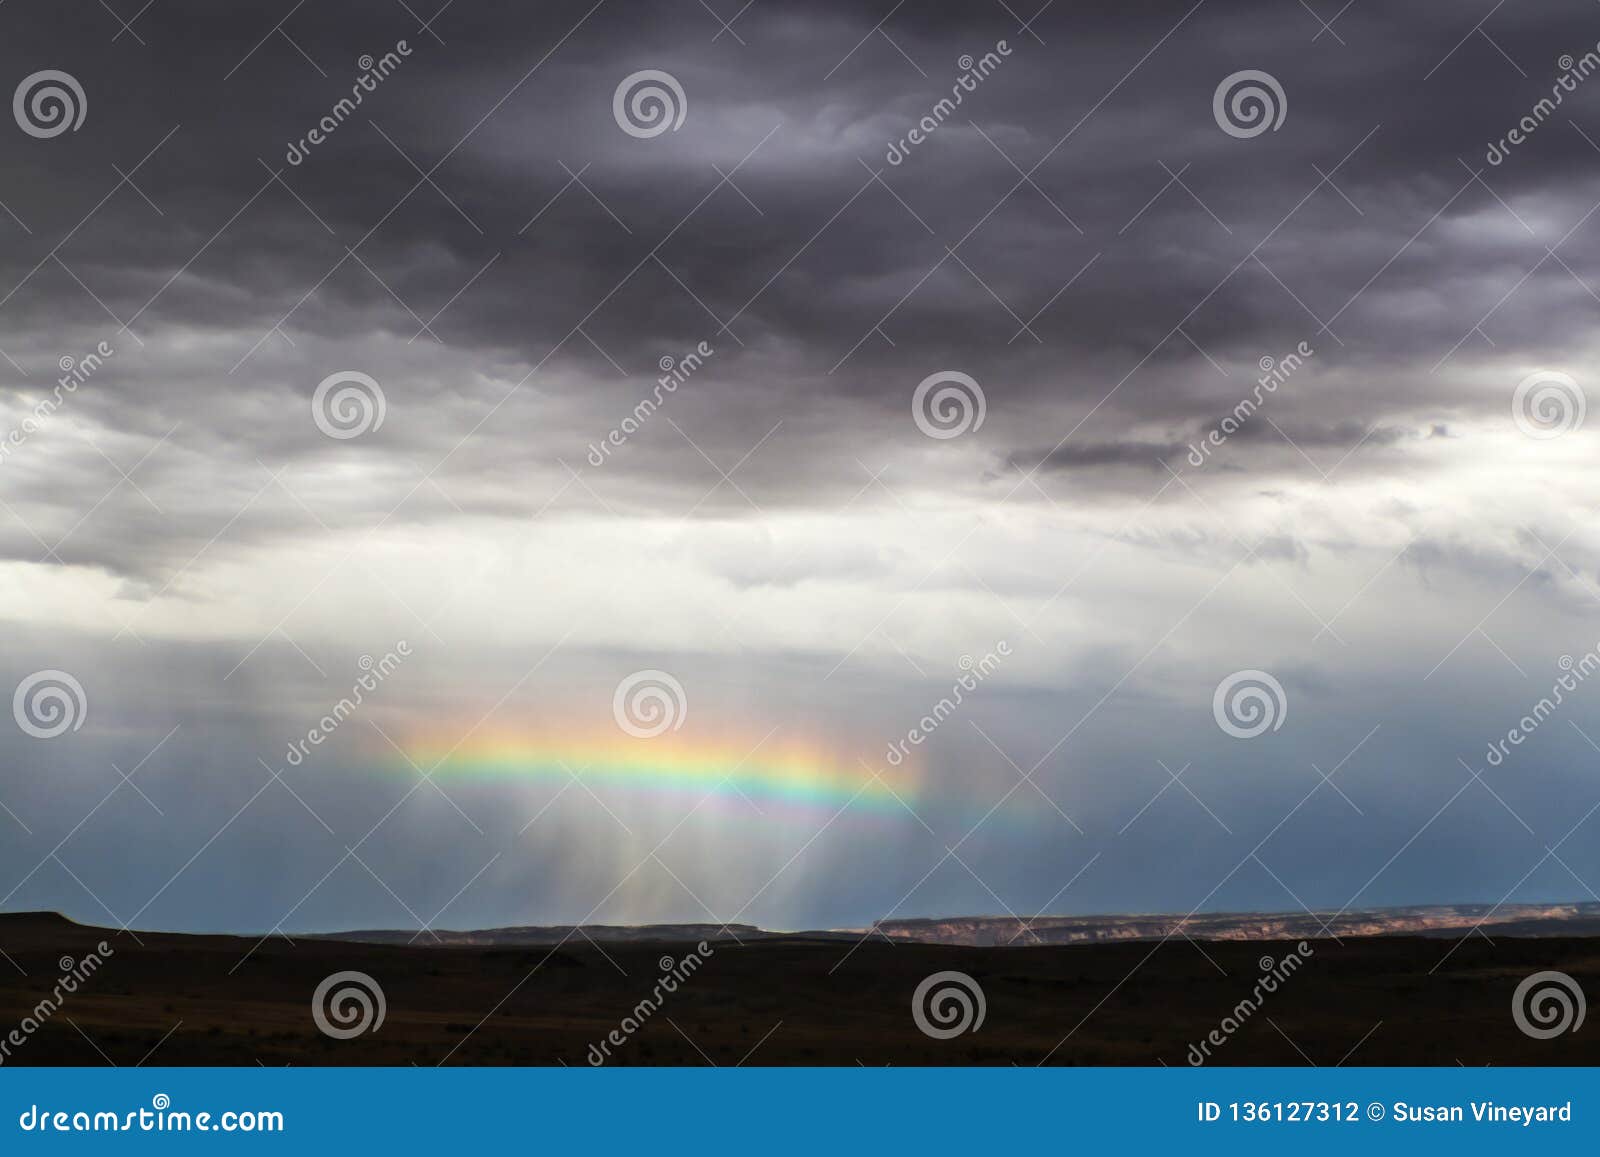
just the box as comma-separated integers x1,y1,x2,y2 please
3,0,1600,935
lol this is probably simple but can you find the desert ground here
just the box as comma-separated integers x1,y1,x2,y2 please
0,912,1594,1066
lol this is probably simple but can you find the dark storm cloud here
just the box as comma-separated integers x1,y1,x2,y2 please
3,0,1600,575
1004,439,1188,473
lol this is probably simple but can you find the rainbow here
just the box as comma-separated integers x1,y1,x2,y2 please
393,731,918,813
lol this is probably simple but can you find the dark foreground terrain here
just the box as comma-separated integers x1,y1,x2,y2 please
0,912,1595,1066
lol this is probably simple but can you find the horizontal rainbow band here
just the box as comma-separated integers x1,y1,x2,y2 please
397,734,916,812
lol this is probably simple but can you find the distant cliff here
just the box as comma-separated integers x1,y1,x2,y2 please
873,903,1600,946
319,922,769,947
308,903,1600,948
